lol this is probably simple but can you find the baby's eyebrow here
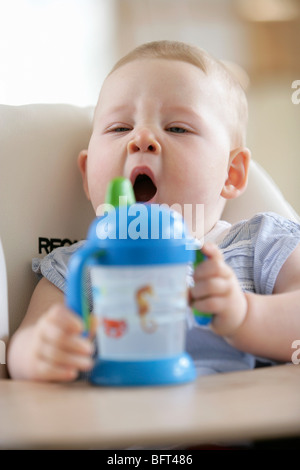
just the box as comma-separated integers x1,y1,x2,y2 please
102,104,134,116
163,105,196,114
163,105,204,123
94,104,133,126
96,104,204,128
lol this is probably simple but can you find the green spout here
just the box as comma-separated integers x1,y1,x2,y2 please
105,177,136,208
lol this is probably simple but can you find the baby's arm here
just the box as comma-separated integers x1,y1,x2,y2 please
7,278,94,381
190,242,300,362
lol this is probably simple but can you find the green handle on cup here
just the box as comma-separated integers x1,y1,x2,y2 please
193,250,212,326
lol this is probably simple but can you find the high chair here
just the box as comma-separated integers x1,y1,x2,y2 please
0,103,299,378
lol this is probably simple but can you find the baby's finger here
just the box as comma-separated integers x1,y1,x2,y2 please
190,277,230,300
41,322,94,356
191,295,225,316
45,304,85,334
194,255,232,281
33,359,80,382
37,341,94,372
201,242,223,260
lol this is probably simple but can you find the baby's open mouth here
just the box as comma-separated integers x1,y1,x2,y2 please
133,174,157,202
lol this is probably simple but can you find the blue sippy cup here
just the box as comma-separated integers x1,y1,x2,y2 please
66,177,200,386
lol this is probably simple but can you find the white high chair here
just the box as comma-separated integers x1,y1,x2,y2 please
0,103,299,378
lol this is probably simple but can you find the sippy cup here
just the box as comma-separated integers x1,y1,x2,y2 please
66,177,207,386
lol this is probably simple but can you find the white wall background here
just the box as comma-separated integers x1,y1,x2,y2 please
0,0,117,105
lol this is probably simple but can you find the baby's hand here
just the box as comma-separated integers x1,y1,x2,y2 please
26,304,94,382
190,242,248,337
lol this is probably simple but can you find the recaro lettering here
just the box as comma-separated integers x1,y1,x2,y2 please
39,237,78,254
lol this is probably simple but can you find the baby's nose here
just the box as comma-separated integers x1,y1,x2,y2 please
127,128,161,155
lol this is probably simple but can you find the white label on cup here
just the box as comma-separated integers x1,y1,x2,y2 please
91,264,188,360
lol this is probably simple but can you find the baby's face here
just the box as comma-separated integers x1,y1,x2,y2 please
84,58,233,235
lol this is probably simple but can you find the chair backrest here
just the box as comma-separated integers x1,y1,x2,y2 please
0,104,95,341
0,103,299,345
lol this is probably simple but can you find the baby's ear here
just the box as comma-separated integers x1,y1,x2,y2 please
77,150,90,200
221,147,251,200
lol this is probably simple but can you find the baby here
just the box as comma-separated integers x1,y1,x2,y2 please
7,40,300,381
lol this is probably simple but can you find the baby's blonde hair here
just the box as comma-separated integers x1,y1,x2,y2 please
109,40,248,148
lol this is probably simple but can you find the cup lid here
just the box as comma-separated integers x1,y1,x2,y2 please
86,178,196,265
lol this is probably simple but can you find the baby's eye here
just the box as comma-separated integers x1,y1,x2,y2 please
167,126,188,134
112,126,131,132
